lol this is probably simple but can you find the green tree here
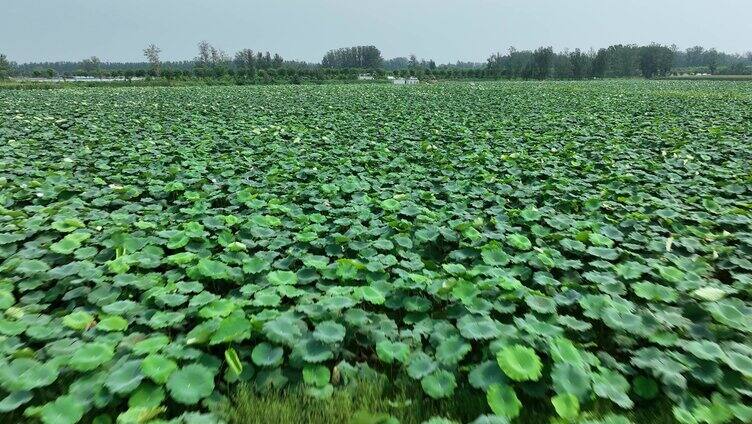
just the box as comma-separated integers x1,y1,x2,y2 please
143,44,162,76
80,56,101,75
0,53,11,78
569,49,591,79
531,47,554,80
591,48,607,78
704,48,719,74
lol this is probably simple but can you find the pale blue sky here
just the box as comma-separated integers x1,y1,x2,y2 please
1,0,750,63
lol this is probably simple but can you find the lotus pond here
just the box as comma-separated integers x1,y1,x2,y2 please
0,81,751,424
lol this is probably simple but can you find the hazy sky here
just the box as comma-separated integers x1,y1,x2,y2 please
2,0,750,64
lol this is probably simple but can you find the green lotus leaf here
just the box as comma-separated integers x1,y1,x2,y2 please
496,345,543,381
128,383,165,408
97,315,128,332
551,363,591,399
436,336,472,365
192,258,232,280
303,365,330,388
615,261,649,280
587,247,619,260
263,316,303,347
62,310,95,330
486,384,521,419
588,233,614,248
166,251,197,265
167,364,215,405
359,286,386,305
381,198,401,211
313,321,346,343
407,351,438,380
693,286,726,301
243,255,273,274
632,376,659,399
681,340,725,361
469,415,510,424
468,360,507,391
39,395,84,424
552,393,580,420
481,244,510,266
209,313,252,345
141,354,178,384
376,340,410,364
50,232,90,254
458,315,502,340
0,390,33,413
723,351,752,377
252,342,284,367
442,263,467,275
525,295,557,314
51,218,85,233
267,270,298,285
633,282,678,302
16,259,50,275
69,343,115,371
506,234,532,250
421,370,457,399
592,368,633,409
106,360,144,395
132,334,170,355
0,358,58,392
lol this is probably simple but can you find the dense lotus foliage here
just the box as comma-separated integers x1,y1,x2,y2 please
0,81,751,423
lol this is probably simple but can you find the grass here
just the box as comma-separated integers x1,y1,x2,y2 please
663,74,752,81
222,375,678,424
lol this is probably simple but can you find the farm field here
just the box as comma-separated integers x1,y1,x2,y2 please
1,80,751,424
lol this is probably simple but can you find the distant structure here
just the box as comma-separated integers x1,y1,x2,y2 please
393,76,419,85
358,73,374,80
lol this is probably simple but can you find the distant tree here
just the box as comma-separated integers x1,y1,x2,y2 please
322,46,383,69
143,44,162,76
408,54,419,69
0,53,11,78
552,51,573,79
684,46,706,67
746,51,752,63
569,49,591,79
80,56,102,75
272,54,284,69
211,46,230,66
638,44,674,78
704,48,719,74
531,47,554,79
195,41,212,69
234,49,255,72
591,48,608,78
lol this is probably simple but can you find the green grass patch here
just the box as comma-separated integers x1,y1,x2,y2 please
223,376,678,424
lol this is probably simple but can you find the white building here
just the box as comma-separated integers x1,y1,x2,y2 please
358,73,375,80
393,77,419,85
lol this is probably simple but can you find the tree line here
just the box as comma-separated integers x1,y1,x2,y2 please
488,45,674,79
2,42,750,81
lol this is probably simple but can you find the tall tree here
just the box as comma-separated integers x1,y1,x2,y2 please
0,53,11,78
591,48,608,77
531,47,554,79
322,46,383,69
234,49,255,72
569,49,591,79
704,48,719,74
143,44,162,76
80,56,101,75
195,41,212,68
